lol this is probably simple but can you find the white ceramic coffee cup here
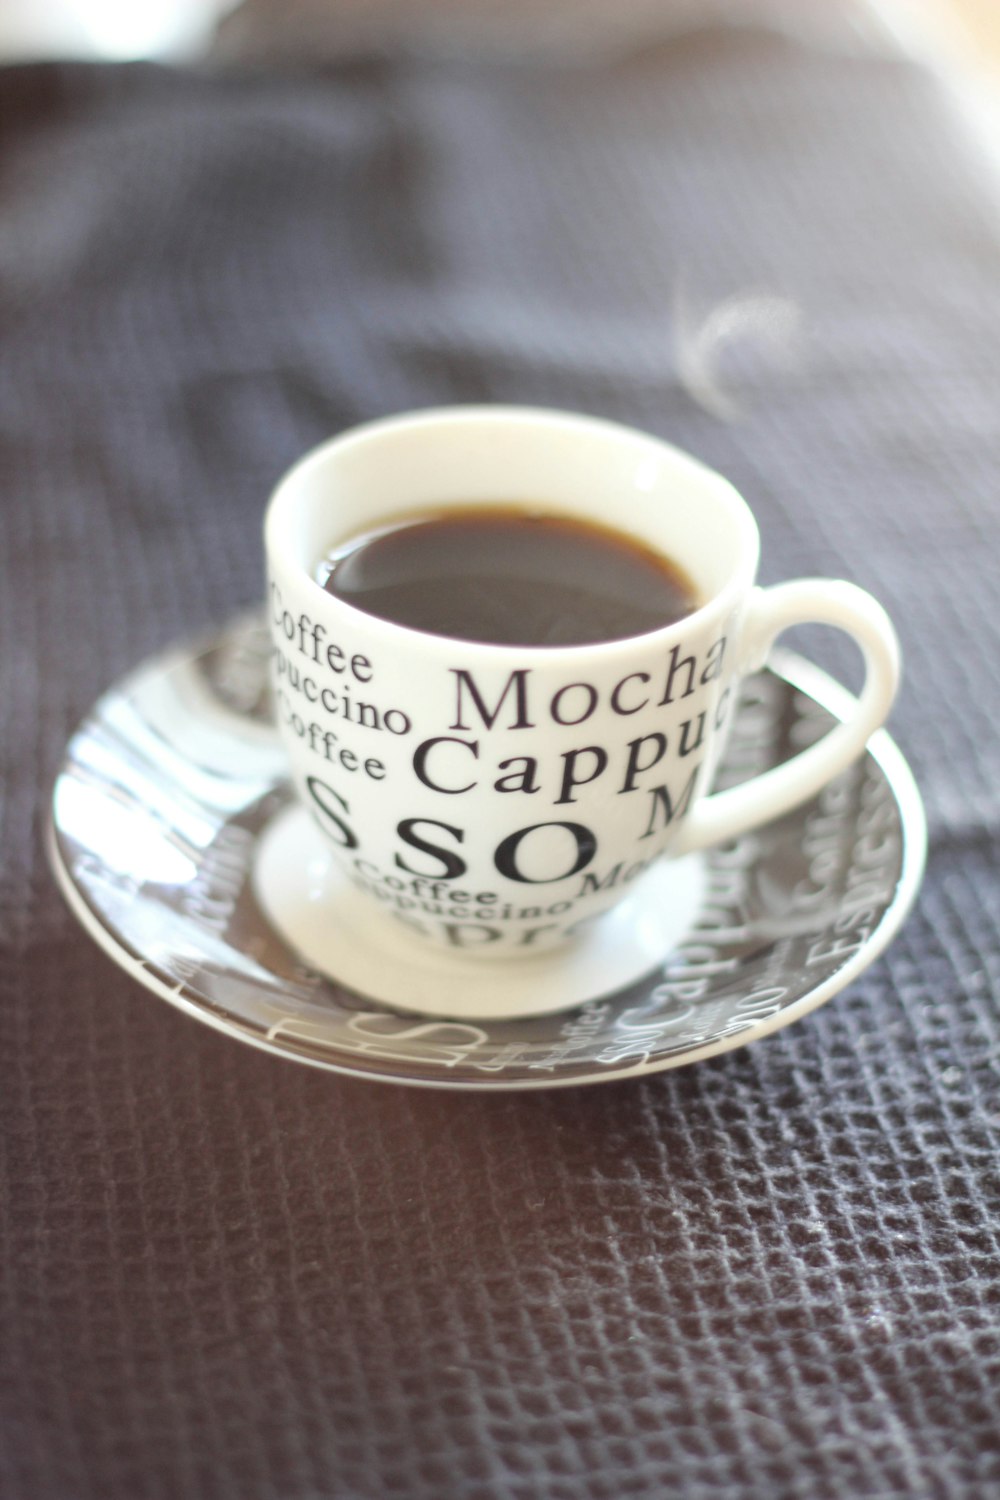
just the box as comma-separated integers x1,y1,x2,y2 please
264,406,899,961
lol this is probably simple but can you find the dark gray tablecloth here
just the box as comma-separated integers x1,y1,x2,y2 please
3,19,999,1499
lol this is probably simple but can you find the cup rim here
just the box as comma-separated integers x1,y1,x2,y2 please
264,404,760,661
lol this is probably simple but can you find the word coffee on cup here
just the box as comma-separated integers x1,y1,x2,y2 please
264,406,899,959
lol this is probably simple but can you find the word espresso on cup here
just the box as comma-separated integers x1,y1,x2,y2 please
265,406,900,958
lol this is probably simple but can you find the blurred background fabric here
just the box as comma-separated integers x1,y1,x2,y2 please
3,0,1000,67
2,2,1000,1497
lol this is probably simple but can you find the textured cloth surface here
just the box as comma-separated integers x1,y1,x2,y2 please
2,24,1000,1500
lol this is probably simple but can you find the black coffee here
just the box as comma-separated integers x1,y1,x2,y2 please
320,507,699,647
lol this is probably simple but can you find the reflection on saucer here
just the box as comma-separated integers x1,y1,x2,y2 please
254,804,708,1020
49,616,925,1090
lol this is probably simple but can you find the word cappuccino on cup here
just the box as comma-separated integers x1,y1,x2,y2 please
264,406,899,958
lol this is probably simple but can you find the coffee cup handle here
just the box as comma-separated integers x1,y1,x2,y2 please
670,579,900,856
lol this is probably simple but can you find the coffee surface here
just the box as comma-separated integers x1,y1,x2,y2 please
320,507,699,647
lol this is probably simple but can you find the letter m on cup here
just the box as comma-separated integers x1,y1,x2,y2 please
449,669,535,731
641,766,699,839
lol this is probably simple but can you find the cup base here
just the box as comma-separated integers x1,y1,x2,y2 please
253,805,707,1020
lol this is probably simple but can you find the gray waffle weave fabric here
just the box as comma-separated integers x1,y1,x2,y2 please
2,22,1000,1500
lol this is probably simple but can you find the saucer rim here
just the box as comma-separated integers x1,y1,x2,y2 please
48,636,927,1091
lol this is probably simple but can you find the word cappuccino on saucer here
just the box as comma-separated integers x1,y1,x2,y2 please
264,406,899,960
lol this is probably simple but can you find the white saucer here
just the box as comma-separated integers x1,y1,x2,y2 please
49,613,926,1091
